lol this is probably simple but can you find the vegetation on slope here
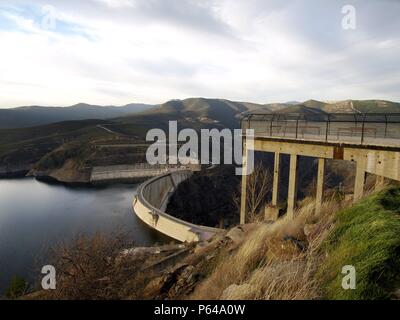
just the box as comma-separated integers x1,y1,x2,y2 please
318,187,400,299
18,186,400,300
0,103,154,129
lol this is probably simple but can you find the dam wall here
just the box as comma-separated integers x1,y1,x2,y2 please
133,170,222,242
90,163,200,183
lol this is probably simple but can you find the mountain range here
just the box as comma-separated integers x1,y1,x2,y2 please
0,103,154,129
1,98,400,130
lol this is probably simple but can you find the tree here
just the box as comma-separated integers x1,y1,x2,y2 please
234,163,272,222
5,276,28,299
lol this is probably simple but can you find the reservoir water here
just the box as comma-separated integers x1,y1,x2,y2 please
0,177,169,294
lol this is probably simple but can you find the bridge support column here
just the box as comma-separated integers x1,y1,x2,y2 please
375,175,385,190
287,154,298,219
272,152,281,207
315,158,325,214
265,152,281,220
354,159,366,203
240,146,249,225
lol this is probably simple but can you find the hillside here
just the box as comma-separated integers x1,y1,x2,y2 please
2,98,399,131
0,119,122,178
28,186,400,300
0,97,264,180
266,99,400,114
1,97,400,181
0,103,154,129
276,104,328,115
116,98,268,128
304,99,400,114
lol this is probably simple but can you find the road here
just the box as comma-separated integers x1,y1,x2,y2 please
97,125,119,135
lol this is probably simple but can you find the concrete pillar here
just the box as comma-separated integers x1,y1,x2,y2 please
265,152,281,221
287,154,298,219
240,145,248,225
315,158,326,214
375,175,385,190
272,152,281,206
354,159,366,202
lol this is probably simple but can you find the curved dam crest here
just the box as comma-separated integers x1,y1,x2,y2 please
133,170,223,242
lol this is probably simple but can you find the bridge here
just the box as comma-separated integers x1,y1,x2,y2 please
240,112,400,224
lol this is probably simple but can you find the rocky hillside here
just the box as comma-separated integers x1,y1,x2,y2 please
116,98,268,129
23,186,400,300
266,99,400,114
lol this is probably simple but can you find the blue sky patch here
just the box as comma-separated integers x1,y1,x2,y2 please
0,3,94,41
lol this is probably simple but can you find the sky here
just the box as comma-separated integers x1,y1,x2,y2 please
0,0,399,108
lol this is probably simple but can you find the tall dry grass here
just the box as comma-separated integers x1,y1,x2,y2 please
190,196,341,300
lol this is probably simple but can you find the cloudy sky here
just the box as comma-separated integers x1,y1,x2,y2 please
0,0,399,108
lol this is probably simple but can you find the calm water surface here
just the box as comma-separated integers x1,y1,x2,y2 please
0,178,169,293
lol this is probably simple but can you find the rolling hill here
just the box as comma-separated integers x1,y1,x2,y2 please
115,98,269,129
2,98,399,131
1,97,400,181
302,99,400,114
263,99,400,114
0,103,154,129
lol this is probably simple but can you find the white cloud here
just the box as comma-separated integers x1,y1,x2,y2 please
0,0,399,108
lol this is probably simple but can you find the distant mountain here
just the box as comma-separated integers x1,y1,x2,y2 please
116,98,269,128
302,99,400,114
302,99,329,110
261,99,400,114
2,98,399,130
276,104,328,115
0,103,154,129
351,100,400,113
263,103,292,112
285,101,302,105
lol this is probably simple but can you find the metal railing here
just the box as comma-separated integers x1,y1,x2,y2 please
241,112,400,147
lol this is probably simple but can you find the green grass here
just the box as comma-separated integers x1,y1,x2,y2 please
318,187,400,300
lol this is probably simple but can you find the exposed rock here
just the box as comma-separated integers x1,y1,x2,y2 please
225,223,257,244
145,263,202,299
122,247,161,256
221,283,256,300
170,265,200,297
283,235,307,252
226,226,245,244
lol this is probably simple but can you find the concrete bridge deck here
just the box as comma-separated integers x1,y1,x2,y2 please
240,113,400,224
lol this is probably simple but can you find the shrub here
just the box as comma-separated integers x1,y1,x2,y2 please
5,276,28,299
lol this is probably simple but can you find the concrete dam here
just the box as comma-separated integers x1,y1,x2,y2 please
90,163,200,183
133,170,222,242
134,112,400,242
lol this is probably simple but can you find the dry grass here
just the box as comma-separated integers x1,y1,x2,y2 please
190,196,340,300
36,232,152,300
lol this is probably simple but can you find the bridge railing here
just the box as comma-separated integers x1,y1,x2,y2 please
241,113,400,147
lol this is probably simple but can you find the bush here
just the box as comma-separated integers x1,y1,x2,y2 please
38,232,151,300
5,276,28,299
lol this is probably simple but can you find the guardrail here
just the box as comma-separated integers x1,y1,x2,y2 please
241,112,400,147
133,170,222,242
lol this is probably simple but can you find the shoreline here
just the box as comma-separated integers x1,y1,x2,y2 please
0,171,150,187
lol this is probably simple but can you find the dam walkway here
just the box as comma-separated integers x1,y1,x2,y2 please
240,112,400,223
